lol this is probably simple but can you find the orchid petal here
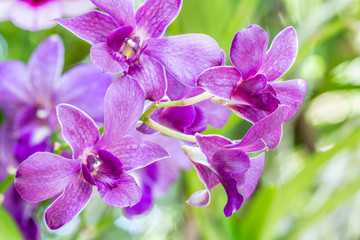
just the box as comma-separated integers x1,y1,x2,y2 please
55,11,118,45
195,134,233,163
145,34,223,87
259,27,298,82
269,79,307,122
166,71,188,100
230,25,268,79
97,77,144,149
106,26,134,50
94,172,141,208
90,0,135,27
196,98,231,129
15,152,80,202
90,43,129,74
57,104,100,159
28,35,63,103
135,0,182,39
159,105,196,133
129,54,166,101
102,136,168,172
55,64,113,123
237,153,265,200
45,175,92,230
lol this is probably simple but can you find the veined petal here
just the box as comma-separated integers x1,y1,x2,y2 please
15,152,80,202
227,104,270,124
166,71,188,100
159,105,196,133
230,25,268,79
107,25,134,50
90,0,135,27
269,79,307,122
197,66,240,100
103,136,168,172
55,63,113,123
94,172,141,207
195,134,233,163
90,43,129,74
184,106,207,135
196,98,231,129
57,104,100,159
0,61,31,105
55,11,118,45
235,106,286,151
135,0,182,39
97,77,144,149
237,152,265,200
129,54,166,101
45,175,92,230
28,35,64,103
145,34,223,87
259,27,298,82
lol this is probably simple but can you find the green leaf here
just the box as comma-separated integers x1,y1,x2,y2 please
0,206,23,240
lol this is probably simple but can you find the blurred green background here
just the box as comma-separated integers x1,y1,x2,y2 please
1,0,360,239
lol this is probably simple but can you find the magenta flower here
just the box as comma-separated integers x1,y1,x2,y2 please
0,0,94,31
14,77,168,229
183,106,288,217
0,35,113,158
55,0,224,101
197,25,307,124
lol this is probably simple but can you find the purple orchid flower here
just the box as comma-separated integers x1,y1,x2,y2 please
0,0,94,31
125,131,191,216
14,77,168,229
55,0,224,101
0,35,113,159
197,25,307,124
137,71,231,135
182,106,288,217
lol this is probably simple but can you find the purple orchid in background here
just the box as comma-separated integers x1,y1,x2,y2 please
0,35,113,161
14,77,168,229
182,106,288,217
197,25,307,124
0,0,94,31
125,131,191,216
138,71,231,135
0,124,39,240
55,0,224,101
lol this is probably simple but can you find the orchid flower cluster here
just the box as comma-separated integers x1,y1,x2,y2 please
0,0,307,235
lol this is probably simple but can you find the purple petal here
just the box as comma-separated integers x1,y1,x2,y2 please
219,174,244,217
97,149,123,175
55,11,118,45
90,0,135,27
196,98,231,129
28,35,64,103
259,27,298,82
227,104,270,124
57,104,100,159
234,106,286,151
15,152,80,202
159,105,196,133
135,0,181,39
128,54,166,101
97,77,144,149
55,63,113,123
166,71,189,100
125,184,154,216
145,34,223,87
237,153,265,200
197,66,240,100
106,25,134,50
230,25,268,79
195,134,233,163
90,43,129,74
81,164,96,186
0,61,31,107
101,136,168,172
94,172,141,207
183,106,207,135
45,175,92,230
269,79,307,122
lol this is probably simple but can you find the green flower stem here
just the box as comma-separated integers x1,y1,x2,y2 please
144,118,197,142
140,91,214,121
0,172,15,194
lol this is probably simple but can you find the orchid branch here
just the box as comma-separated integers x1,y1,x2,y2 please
140,91,213,121
143,118,197,143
